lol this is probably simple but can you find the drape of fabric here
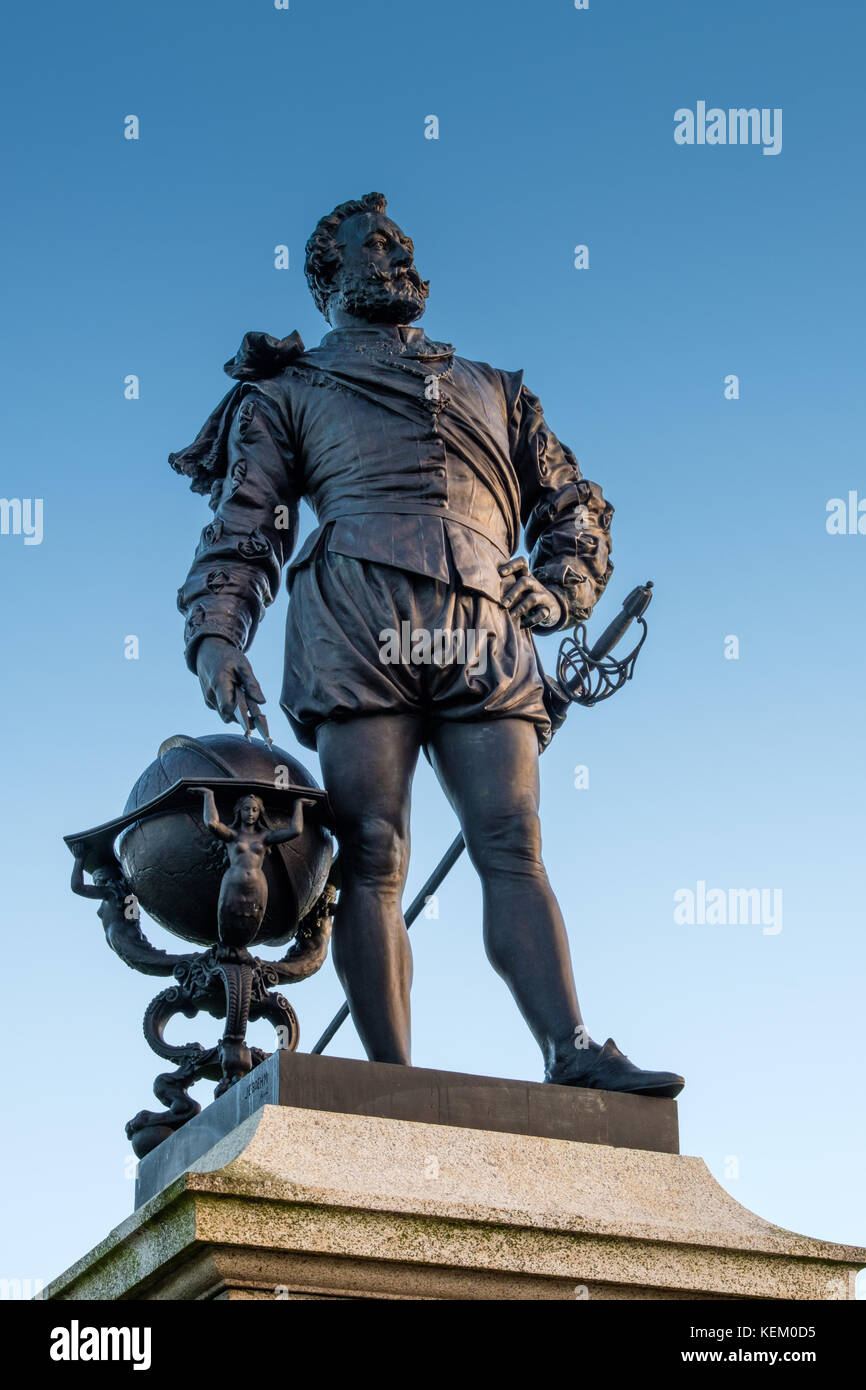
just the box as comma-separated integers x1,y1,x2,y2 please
168,331,306,503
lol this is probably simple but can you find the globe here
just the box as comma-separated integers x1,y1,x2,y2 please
117,733,333,948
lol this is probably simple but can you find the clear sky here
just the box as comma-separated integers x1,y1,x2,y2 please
1,0,864,1291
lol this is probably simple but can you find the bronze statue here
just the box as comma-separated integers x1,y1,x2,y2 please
171,193,684,1097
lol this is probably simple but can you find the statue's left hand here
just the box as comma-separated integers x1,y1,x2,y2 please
499,558,562,629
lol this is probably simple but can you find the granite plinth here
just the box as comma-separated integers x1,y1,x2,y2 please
48,1101,866,1302
135,1050,679,1208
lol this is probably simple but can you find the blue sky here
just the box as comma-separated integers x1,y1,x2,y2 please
1,0,864,1289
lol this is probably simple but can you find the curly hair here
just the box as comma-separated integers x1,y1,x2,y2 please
304,192,388,318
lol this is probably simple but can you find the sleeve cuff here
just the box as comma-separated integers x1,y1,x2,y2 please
183,608,248,671
532,573,594,631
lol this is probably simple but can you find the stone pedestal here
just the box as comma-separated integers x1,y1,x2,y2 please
45,1055,865,1301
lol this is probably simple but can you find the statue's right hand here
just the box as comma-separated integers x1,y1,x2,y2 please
195,636,267,725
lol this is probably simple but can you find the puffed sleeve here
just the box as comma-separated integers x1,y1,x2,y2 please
176,386,300,671
508,380,613,631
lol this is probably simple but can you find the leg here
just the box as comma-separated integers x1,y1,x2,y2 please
428,718,684,1096
427,718,582,1078
317,713,424,1064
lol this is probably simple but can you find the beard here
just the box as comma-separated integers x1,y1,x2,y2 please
330,265,430,324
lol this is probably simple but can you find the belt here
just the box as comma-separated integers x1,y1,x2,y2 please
314,501,512,558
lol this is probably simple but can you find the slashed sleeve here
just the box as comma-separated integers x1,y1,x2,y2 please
176,386,300,670
507,377,614,631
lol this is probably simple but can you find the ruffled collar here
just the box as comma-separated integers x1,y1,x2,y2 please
320,323,453,359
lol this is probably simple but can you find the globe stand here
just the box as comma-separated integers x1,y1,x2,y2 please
126,883,336,1157
65,734,337,1160
68,852,336,1157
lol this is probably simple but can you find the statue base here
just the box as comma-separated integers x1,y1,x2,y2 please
131,1049,679,1208
45,1054,865,1301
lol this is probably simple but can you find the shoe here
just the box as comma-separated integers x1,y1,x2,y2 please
546,1037,684,1099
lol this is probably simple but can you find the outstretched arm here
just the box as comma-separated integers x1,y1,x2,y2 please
70,854,111,900
264,797,317,846
188,786,235,842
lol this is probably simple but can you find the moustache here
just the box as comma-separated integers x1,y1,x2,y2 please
368,265,428,294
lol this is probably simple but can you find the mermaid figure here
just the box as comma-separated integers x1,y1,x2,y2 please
71,854,198,975
189,789,313,958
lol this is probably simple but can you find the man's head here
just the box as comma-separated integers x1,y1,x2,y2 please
304,192,429,326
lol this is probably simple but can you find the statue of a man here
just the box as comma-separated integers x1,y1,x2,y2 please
172,192,683,1097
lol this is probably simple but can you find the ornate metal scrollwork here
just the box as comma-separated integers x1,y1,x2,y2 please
70,799,337,1158
554,581,654,708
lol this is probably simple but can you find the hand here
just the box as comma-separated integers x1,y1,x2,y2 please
195,636,267,725
498,558,562,628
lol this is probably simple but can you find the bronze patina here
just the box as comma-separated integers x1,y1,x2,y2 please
168,193,683,1099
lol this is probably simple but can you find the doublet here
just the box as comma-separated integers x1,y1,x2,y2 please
172,323,614,745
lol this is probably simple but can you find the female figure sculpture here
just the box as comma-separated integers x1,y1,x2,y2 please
189,788,314,957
